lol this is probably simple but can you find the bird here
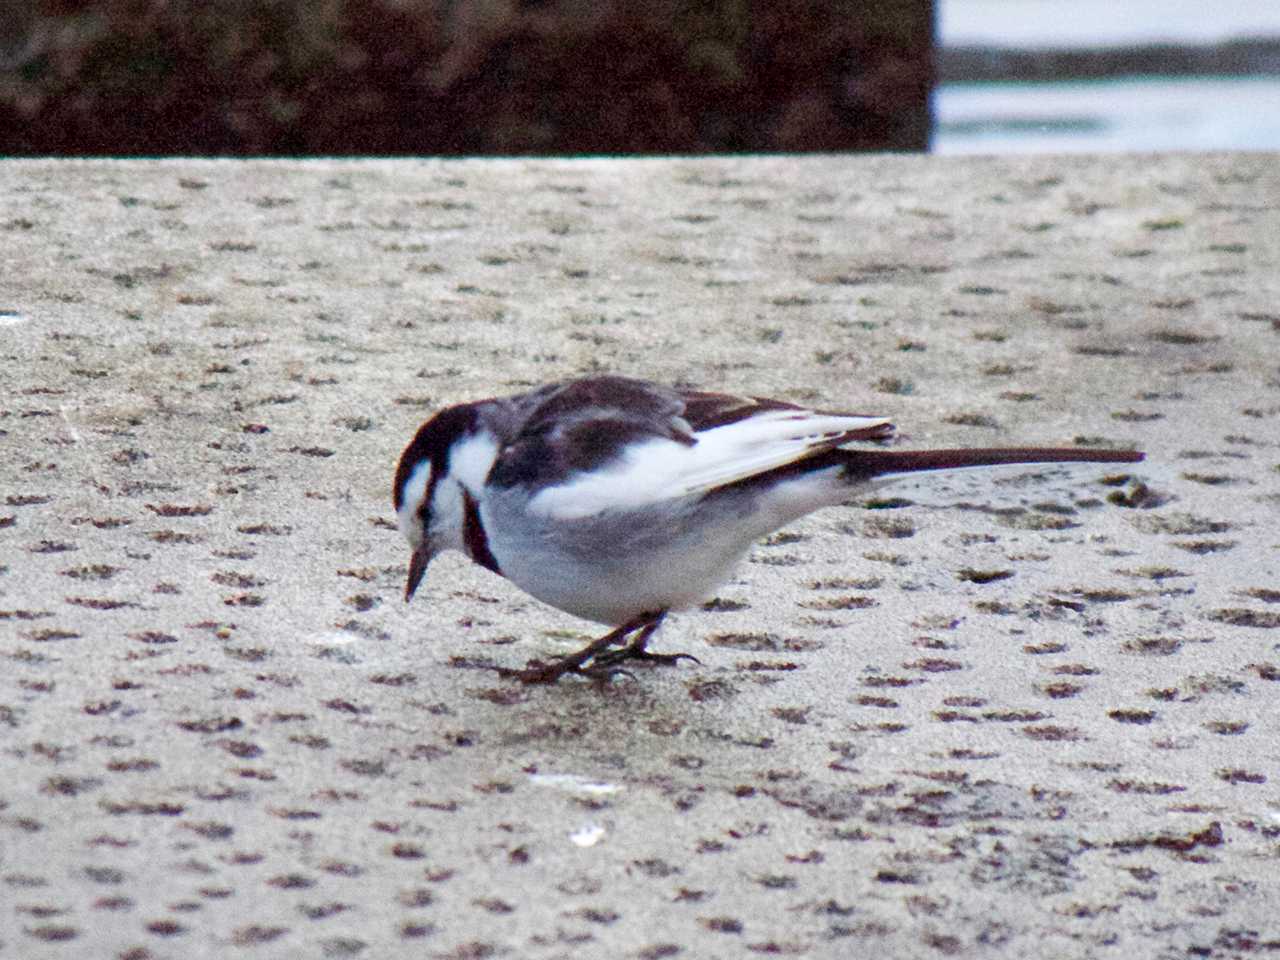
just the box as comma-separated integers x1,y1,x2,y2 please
393,375,1144,683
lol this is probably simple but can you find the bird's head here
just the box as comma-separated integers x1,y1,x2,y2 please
393,403,495,602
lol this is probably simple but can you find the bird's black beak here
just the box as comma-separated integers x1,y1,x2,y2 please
405,544,431,602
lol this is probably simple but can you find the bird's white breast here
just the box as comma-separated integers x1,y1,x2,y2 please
482,464,851,626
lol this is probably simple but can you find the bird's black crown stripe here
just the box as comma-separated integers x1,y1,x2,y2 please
392,404,480,512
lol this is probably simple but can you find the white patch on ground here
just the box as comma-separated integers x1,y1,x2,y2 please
528,773,623,796
569,823,607,847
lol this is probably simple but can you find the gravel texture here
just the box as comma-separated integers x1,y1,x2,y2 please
1,154,1278,959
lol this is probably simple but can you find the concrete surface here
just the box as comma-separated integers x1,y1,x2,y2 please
1,154,1278,959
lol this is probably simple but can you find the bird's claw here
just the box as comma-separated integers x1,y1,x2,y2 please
592,648,700,670
498,649,696,685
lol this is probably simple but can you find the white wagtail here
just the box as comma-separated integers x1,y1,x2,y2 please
393,375,1144,683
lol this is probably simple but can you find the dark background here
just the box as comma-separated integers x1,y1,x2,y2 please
0,0,934,156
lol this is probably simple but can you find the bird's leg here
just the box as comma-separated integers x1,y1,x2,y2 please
501,611,666,684
588,613,700,672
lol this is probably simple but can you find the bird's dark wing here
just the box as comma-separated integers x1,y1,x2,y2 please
488,376,893,518
487,376,694,490
677,390,808,431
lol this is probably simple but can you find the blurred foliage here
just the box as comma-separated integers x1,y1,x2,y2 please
1,0,932,155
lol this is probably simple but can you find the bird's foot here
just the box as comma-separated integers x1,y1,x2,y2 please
589,646,700,671
498,652,682,685
497,655,622,685
497,611,681,684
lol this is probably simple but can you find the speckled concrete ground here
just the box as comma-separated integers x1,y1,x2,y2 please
1,154,1277,960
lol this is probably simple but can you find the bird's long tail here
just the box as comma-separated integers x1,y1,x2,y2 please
843,446,1143,479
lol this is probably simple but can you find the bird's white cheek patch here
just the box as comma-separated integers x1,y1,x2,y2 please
397,461,432,546
450,430,500,489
